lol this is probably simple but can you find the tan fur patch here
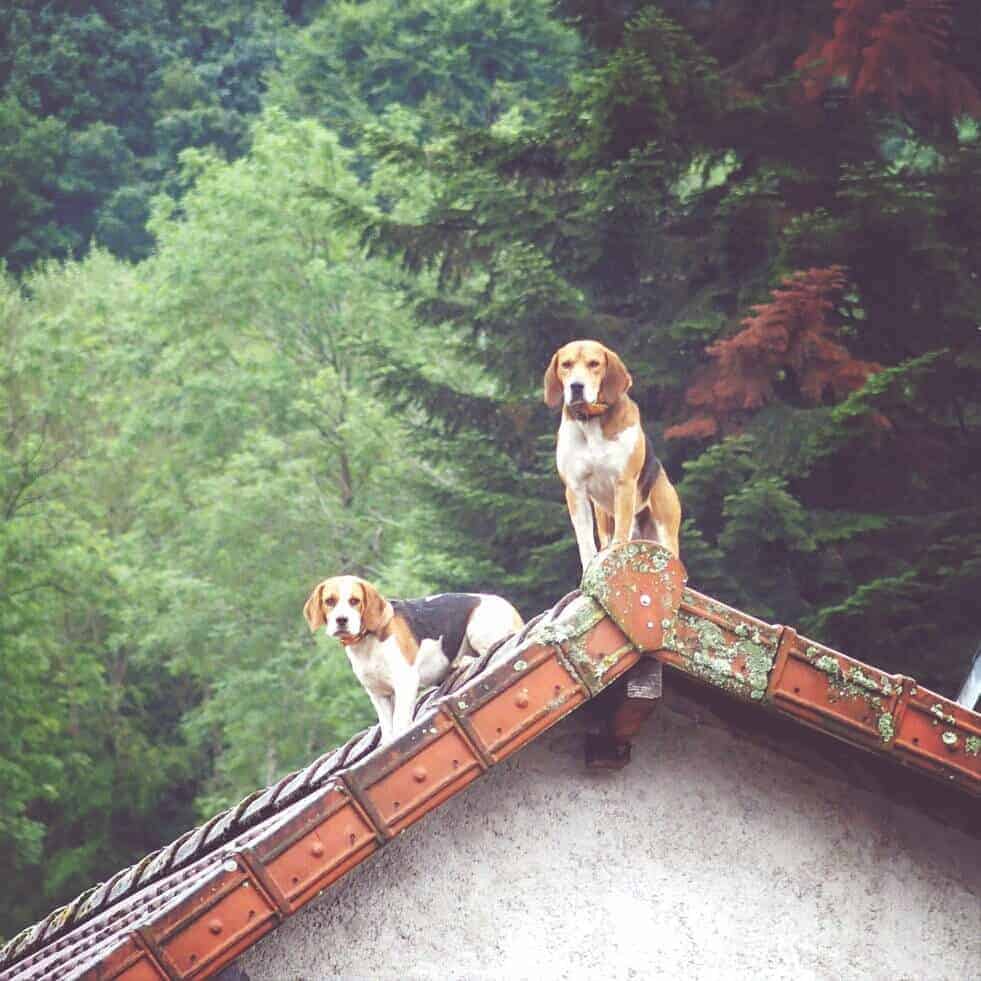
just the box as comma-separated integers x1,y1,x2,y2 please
303,581,328,631
598,394,641,441
388,616,420,665
647,468,682,557
358,579,392,636
597,346,631,405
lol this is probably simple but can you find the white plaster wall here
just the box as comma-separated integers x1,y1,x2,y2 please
231,697,980,981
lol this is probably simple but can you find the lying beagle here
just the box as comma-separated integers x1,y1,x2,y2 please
304,576,523,741
544,339,682,569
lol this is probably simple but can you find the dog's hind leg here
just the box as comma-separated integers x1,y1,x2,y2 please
450,637,477,670
642,470,682,557
391,678,418,738
593,503,614,550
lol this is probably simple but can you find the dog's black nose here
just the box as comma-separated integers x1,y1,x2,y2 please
570,382,584,400
335,615,348,628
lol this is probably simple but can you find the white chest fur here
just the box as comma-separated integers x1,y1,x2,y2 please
343,629,452,741
345,634,406,695
557,418,640,512
344,633,449,695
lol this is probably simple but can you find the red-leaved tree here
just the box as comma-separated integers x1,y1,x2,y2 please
795,0,981,118
666,266,882,440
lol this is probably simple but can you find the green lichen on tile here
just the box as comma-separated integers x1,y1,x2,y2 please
544,690,574,714
664,611,776,701
809,650,893,709
521,593,633,693
814,655,842,678
849,666,894,696
580,541,672,604
929,702,956,726
741,640,777,700
732,621,766,645
46,905,72,932
966,735,980,757
562,594,608,635
877,712,895,744
532,595,605,649
562,633,634,692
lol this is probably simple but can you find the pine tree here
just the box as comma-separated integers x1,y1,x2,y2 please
795,0,981,122
336,1,981,692
666,266,882,440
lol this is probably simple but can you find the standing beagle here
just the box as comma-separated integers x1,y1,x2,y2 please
544,339,682,570
304,576,523,741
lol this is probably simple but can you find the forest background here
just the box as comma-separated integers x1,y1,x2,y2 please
2,0,979,938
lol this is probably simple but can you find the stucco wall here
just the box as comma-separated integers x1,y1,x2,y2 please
229,692,980,980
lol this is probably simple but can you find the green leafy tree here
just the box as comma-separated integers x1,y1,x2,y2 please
0,0,586,938
0,96,70,264
0,1,289,268
128,113,445,812
0,255,199,935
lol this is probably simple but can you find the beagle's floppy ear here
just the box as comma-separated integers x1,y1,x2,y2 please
303,581,327,632
599,347,632,404
359,579,393,635
543,351,563,408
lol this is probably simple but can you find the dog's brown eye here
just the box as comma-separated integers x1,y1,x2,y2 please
588,360,600,369
561,360,573,369
325,596,337,608
350,596,361,607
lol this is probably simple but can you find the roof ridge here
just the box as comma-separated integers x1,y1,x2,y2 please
3,543,978,980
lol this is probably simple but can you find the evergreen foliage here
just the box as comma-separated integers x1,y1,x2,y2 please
795,0,981,124
329,0,981,684
665,266,882,439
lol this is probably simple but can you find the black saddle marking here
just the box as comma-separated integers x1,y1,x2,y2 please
392,593,482,661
